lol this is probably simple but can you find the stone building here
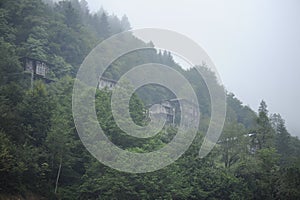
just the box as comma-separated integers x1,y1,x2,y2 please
98,77,117,90
148,101,176,124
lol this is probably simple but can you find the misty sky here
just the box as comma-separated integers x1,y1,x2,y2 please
84,0,300,136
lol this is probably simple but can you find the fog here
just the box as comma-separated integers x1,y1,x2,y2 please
84,0,300,137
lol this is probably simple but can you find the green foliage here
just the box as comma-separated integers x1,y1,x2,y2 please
276,163,300,199
217,123,248,168
251,100,275,150
0,0,299,199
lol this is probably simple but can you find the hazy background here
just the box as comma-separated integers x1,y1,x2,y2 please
83,0,299,136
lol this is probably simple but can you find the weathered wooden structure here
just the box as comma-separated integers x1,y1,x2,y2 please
148,101,176,124
98,77,117,90
20,57,51,77
20,57,54,84
169,98,199,123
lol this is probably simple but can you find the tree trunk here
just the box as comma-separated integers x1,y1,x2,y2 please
54,156,62,194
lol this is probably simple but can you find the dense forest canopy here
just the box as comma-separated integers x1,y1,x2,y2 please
0,0,299,199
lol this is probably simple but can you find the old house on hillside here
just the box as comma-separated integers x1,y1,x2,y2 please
20,57,54,83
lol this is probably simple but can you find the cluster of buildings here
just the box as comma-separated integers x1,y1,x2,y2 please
20,57,199,127
98,76,199,126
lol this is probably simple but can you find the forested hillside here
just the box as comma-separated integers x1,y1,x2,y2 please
0,0,300,199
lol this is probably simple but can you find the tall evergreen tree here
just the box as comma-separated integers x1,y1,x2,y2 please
271,114,291,165
98,13,110,39
121,15,131,31
254,100,275,149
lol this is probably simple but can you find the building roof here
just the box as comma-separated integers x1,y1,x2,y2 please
20,56,54,67
99,76,117,83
